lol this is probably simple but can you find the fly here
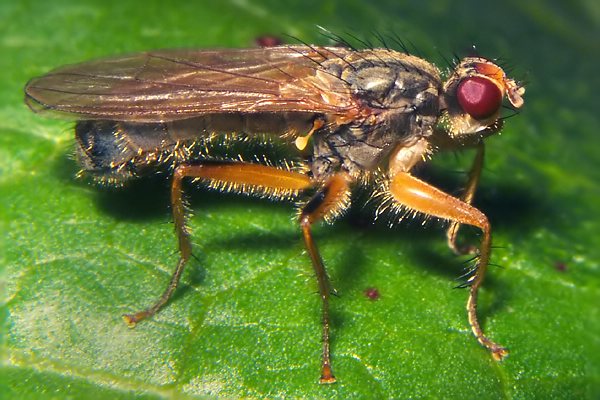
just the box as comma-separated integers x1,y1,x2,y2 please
24,43,525,383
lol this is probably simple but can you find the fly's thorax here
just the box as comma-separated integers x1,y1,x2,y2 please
334,50,441,111
310,50,443,179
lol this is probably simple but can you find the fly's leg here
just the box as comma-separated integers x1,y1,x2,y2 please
123,162,312,326
446,142,485,255
122,165,192,326
388,171,507,361
299,174,350,384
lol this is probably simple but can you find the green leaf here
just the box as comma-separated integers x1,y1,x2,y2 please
2,0,599,398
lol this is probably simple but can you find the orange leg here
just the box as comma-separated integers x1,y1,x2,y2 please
446,143,485,255
388,171,507,361
298,174,351,384
123,162,312,326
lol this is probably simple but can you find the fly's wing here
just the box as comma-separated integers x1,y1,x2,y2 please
24,46,357,122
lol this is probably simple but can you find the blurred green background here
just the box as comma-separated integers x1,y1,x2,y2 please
1,0,598,398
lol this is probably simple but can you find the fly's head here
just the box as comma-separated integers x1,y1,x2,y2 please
441,57,525,141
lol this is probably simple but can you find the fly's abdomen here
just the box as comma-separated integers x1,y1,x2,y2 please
75,112,316,183
75,120,172,183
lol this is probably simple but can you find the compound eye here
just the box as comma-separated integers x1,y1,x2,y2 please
457,76,502,120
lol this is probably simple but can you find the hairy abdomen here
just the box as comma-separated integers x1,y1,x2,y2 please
76,112,316,183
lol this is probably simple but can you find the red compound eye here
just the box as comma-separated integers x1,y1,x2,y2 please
457,76,502,119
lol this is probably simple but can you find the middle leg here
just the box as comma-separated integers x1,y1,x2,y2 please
299,173,351,384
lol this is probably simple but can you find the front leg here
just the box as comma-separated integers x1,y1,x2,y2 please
388,171,507,361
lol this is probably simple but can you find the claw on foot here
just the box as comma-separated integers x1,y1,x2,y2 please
122,312,149,328
491,346,509,361
319,364,336,384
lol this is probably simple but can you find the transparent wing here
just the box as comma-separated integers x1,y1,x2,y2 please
25,46,357,122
